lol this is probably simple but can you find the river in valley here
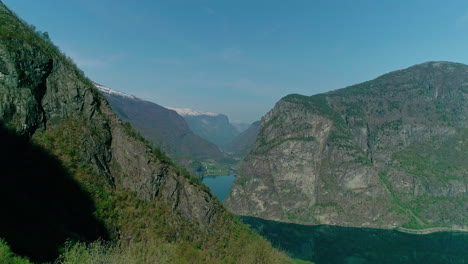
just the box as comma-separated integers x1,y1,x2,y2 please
201,175,467,264
201,175,236,202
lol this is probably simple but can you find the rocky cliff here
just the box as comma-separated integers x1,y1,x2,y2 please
226,62,468,230
0,3,291,263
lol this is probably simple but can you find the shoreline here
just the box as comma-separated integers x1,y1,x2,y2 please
239,215,468,234
395,226,468,234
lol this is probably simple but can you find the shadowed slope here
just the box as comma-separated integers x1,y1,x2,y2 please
0,122,107,262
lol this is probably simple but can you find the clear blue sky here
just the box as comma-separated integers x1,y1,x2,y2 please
4,0,468,123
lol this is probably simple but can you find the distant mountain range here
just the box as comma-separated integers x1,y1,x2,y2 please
167,106,240,149
231,122,251,133
96,84,258,175
225,121,261,157
97,84,222,161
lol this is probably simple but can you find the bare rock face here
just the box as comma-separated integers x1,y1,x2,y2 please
226,62,468,230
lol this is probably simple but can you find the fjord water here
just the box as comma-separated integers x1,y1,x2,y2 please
201,175,236,202
241,216,468,264
201,176,468,263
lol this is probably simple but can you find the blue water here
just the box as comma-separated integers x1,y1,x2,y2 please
201,175,236,202
200,175,468,263
241,216,468,264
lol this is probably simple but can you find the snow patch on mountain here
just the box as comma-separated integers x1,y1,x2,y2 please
95,83,137,100
165,107,219,117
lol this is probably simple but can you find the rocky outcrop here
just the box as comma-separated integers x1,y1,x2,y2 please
226,62,468,230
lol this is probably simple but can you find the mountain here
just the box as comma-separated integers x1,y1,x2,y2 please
231,121,251,133
0,2,292,263
168,107,240,149
226,62,468,231
225,121,261,157
96,84,224,172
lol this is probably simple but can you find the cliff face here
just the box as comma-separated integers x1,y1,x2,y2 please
226,62,468,230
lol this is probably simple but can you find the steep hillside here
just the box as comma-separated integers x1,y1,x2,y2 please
0,2,293,263
168,107,240,149
97,85,225,174
226,62,468,230
225,120,261,157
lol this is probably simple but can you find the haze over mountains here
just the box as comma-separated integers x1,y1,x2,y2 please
98,84,222,169
167,106,241,149
225,121,261,157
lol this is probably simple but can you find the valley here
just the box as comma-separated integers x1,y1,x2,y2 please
0,0,467,263
0,2,296,263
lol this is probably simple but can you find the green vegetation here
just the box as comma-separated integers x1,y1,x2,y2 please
286,213,298,221
292,259,315,264
283,94,347,129
282,93,370,161
29,117,293,263
122,122,173,165
395,129,468,184
0,4,59,57
378,171,467,230
378,172,406,210
254,135,316,154
236,177,250,186
201,160,231,175
55,237,304,264
0,4,95,87
120,121,214,193
0,239,31,264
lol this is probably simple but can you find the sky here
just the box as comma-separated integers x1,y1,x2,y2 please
3,0,468,123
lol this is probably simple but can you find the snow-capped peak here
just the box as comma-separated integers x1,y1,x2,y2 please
165,107,219,117
94,83,137,100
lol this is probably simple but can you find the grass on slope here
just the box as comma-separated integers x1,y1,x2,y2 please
30,117,293,264
0,239,31,264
